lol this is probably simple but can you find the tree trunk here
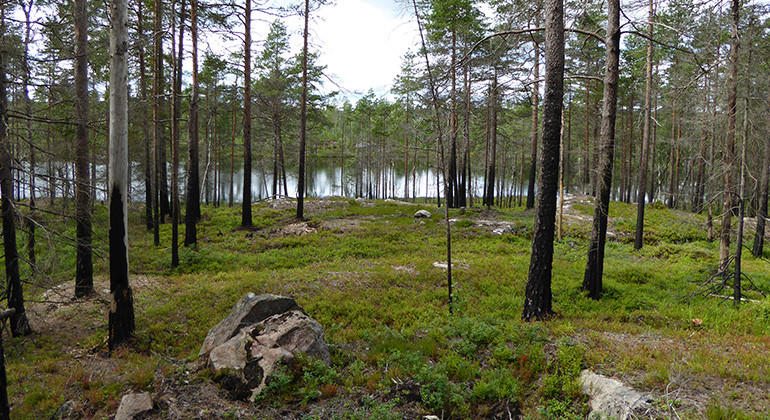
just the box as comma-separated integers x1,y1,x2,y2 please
463,64,471,207
734,65,749,307
583,83,590,193
720,0,739,271
171,0,185,267
1,43,32,337
229,85,236,207
412,0,452,312
138,1,152,232
22,2,36,270
634,0,654,250
582,0,620,300
297,0,310,219
185,0,200,245
448,30,458,208
75,0,93,298
242,0,253,226
485,74,498,207
152,0,163,245
668,90,677,208
752,88,770,257
522,0,563,321
108,0,135,350
527,40,540,209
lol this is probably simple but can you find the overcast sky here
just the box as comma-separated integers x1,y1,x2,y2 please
283,0,418,103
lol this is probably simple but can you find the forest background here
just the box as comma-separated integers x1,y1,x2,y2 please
2,0,770,417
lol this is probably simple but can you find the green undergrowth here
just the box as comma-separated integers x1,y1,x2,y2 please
7,198,770,419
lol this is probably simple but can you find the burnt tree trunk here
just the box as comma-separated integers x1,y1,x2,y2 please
108,0,135,350
242,0,253,226
184,0,200,245
1,47,32,338
583,0,620,300
75,0,93,297
523,0,563,321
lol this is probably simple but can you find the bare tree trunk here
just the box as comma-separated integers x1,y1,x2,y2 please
527,40,540,209
139,0,152,231
75,0,93,297
583,0,620,300
523,0,563,321
583,83,590,193
108,0,135,350
634,0,654,250
485,73,498,207
242,0,253,226
752,88,770,257
1,36,33,337
404,96,410,200
22,1,36,270
184,0,200,245
229,85,236,207
297,0,310,217
668,84,677,209
565,96,572,193
152,0,163,245
447,30,458,208
720,0,739,271
412,0,452,312
734,63,749,307
171,0,185,267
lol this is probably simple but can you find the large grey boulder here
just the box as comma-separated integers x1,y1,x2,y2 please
199,293,302,357
203,294,329,401
580,370,652,420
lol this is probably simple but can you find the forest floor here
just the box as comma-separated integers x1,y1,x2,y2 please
8,196,770,419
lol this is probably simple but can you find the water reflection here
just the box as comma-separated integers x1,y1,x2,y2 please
17,159,523,203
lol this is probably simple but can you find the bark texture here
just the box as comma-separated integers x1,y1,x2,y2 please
522,0,563,322
74,0,93,298
185,0,200,245
583,0,620,300
108,0,135,350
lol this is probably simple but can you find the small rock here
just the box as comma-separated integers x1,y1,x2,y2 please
423,416,440,420
51,400,77,419
414,209,432,219
114,392,153,420
281,222,317,236
433,261,469,270
492,226,512,235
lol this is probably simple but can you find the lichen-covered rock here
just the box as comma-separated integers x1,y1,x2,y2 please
204,295,329,401
114,392,153,420
199,293,302,357
580,370,652,420
414,209,432,218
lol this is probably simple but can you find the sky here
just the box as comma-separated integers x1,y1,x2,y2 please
284,0,418,103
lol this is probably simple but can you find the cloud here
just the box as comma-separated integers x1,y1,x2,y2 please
314,0,416,100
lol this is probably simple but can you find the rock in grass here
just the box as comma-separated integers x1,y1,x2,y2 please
580,370,652,420
114,392,153,420
199,293,303,357
203,294,330,401
414,209,432,219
